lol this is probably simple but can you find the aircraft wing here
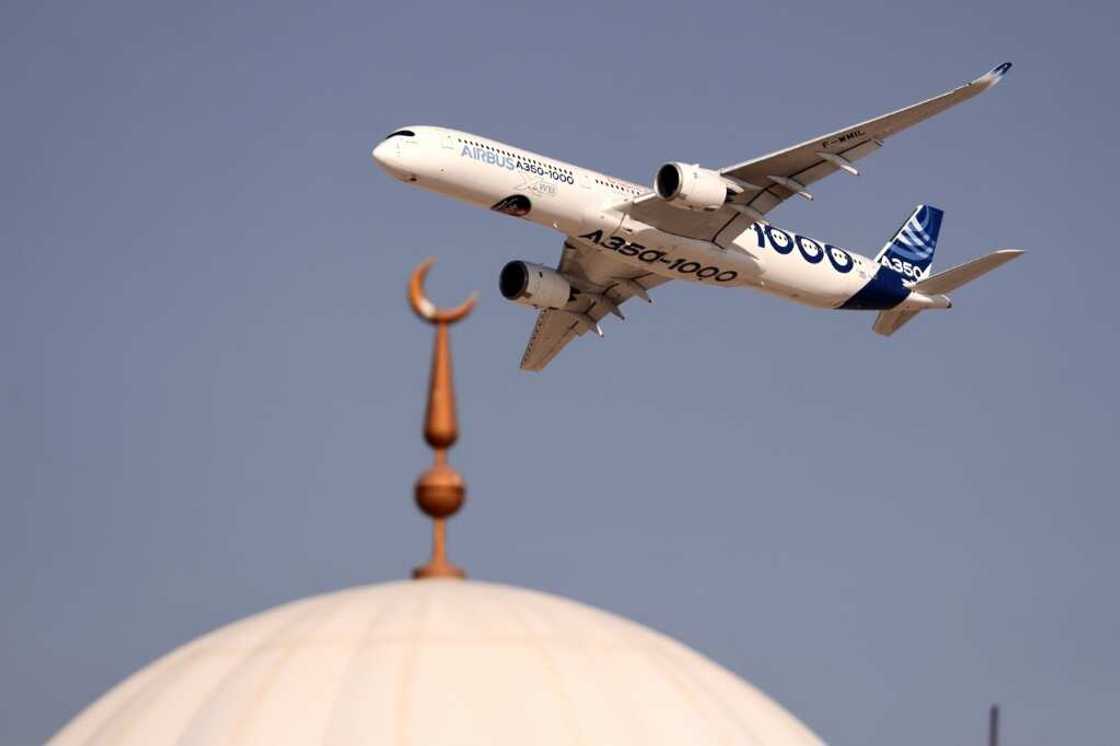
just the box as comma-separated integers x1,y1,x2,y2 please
519,237,670,371
623,63,1013,243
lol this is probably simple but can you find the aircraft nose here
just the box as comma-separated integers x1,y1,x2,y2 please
371,140,395,170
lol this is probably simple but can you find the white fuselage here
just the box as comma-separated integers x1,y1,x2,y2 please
371,125,944,313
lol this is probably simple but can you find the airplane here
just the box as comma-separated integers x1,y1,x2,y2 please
371,62,1022,371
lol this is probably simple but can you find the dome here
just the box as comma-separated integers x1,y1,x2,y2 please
51,580,823,746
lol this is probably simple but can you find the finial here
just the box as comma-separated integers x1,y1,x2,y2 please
408,258,477,580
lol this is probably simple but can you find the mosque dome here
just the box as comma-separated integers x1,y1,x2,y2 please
52,263,827,745
51,579,823,746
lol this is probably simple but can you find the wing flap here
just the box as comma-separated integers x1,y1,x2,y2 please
520,309,585,371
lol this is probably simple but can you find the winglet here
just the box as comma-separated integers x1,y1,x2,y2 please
972,61,1013,89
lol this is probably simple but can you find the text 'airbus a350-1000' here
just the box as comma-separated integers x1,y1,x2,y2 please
372,63,1021,371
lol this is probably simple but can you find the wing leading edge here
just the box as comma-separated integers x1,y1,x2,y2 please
623,62,1013,243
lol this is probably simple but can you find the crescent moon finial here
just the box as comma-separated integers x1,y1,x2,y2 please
408,257,473,580
408,258,478,325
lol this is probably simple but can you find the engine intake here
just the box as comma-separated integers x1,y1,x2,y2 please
499,261,573,310
654,162,731,212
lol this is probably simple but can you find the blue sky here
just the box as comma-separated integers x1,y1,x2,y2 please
2,1,1118,743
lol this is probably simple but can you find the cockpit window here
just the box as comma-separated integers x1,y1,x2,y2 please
383,129,415,140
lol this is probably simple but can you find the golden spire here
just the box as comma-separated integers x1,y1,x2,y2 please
407,258,477,579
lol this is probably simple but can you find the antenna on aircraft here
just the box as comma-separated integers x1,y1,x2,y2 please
988,704,1000,746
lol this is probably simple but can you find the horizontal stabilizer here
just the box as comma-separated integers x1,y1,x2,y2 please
913,249,1024,295
873,249,1024,337
873,308,921,336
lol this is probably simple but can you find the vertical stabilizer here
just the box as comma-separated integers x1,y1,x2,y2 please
875,204,943,280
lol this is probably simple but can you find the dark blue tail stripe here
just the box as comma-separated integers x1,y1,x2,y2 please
839,268,910,310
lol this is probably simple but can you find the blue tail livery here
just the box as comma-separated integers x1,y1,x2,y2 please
875,204,943,280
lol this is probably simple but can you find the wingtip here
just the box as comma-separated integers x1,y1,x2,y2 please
974,61,1013,87
994,248,1026,259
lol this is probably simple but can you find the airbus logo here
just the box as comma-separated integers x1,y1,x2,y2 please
460,145,575,184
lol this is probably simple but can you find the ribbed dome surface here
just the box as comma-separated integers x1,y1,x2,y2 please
51,580,823,746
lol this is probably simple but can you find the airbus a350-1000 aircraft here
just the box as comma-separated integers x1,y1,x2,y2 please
372,63,1022,370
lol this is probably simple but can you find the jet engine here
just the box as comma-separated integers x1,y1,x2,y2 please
499,261,574,309
654,162,731,211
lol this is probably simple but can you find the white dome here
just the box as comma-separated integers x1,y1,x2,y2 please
51,580,823,746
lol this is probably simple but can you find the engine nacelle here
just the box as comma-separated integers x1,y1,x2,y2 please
654,162,730,211
499,261,573,309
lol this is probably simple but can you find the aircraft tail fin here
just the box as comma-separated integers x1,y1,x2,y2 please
872,249,1025,336
875,204,944,280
